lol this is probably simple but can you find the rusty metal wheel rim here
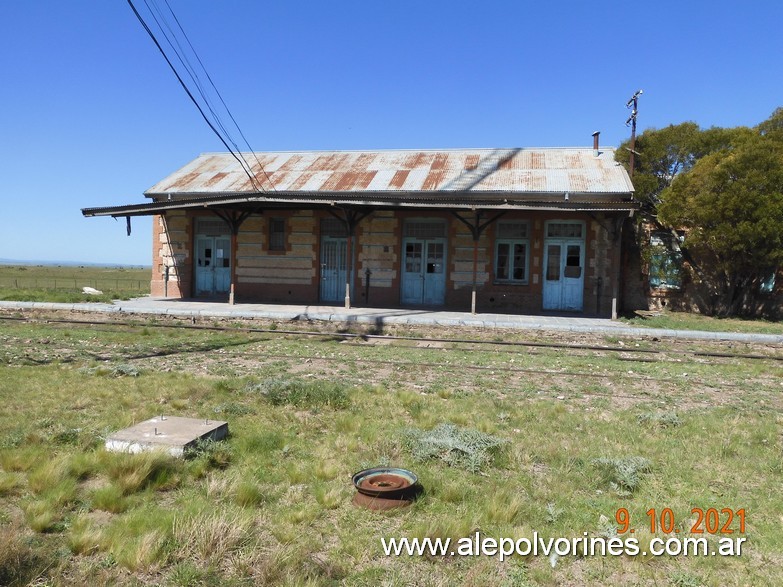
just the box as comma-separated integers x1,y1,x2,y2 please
352,467,418,499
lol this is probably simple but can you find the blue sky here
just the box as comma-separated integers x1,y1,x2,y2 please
2,0,782,265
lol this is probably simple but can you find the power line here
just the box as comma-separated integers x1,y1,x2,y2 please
144,0,235,143
143,0,262,191
126,0,269,192
134,0,260,190
160,0,276,191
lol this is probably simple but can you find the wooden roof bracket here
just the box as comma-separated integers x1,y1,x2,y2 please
451,210,507,241
327,207,373,236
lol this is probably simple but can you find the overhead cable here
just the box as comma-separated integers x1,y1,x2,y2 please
126,0,268,192
161,0,276,191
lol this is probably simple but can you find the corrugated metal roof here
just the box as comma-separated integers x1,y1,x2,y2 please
145,148,635,197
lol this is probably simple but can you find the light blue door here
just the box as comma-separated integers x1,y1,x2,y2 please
401,238,446,305
320,237,348,302
195,236,231,295
542,241,584,311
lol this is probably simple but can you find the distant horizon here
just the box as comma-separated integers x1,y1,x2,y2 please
0,258,151,269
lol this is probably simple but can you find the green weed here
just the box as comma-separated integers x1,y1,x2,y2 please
248,378,351,409
591,456,652,495
403,423,507,473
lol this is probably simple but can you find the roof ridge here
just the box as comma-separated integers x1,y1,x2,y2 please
195,146,618,156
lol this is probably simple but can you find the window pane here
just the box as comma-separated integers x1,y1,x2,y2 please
512,243,526,280
196,219,230,236
270,219,285,251
497,222,528,239
547,223,582,238
405,242,422,273
496,243,510,279
320,217,348,237
546,245,560,281
404,221,446,238
648,233,683,289
566,245,580,267
760,273,776,294
649,248,682,289
426,242,444,274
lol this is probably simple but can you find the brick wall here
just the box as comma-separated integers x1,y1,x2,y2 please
151,208,626,316
151,211,191,297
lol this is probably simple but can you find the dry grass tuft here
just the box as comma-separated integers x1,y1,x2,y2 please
0,524,48,586
172,511,254,563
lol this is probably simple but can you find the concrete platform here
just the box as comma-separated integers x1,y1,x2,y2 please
1,297,782,344
105,416,228,457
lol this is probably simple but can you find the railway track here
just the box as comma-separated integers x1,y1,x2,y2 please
2,314,782,363
2,313,781,409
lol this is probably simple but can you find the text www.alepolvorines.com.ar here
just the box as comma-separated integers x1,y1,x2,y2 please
381,531,746,562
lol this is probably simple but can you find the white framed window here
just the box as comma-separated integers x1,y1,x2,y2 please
494,221,529,283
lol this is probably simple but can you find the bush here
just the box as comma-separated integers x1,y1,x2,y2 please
637,411,681,428
403,423,507,473
189,438,233,470
213,401,254,416
247,378,351,409
591,456,652,495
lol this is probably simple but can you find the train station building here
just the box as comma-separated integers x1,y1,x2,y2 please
82,138,638,317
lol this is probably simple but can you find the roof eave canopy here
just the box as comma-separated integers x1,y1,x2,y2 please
82,191,639,218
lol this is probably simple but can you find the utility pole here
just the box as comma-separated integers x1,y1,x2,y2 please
625,90,643,179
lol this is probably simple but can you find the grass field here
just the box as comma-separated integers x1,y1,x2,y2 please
0,265,150,303
1,311,782,586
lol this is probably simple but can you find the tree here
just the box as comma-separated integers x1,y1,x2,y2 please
658,130,783,315
615,122,741,216
616,111,783,316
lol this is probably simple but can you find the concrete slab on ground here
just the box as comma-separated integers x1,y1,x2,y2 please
105,415,228,457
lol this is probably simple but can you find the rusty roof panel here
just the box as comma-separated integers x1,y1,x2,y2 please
145,148,634,197
388,169,410,189
421,170,445,191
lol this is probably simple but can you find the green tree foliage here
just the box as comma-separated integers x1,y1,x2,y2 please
659,127,783,315
615,123,741,215
616,109,783,316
